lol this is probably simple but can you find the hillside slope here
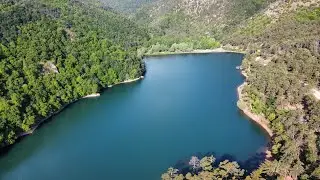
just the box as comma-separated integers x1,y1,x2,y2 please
0,0,148,147
135,0,275,36
154,0,320,179
129,0,277,55
224,2,320,179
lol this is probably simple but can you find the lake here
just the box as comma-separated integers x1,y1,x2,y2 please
0,53,269,180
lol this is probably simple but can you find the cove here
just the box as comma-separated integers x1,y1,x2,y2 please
0,53,269,180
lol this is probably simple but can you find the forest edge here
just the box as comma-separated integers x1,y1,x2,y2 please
19,76,145,137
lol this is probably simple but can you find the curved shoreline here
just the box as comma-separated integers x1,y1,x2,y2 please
19,76,144,137
146,47,273,138
17,51,273,149
237,70,273,159
237,82,273,137
147,47,272,137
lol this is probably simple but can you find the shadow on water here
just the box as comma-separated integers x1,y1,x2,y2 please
173,151,268,175
0,81,143,176
237,109,272,140
0,112,67,175
0,136,40,175
0,111,61,156
0,79,142,157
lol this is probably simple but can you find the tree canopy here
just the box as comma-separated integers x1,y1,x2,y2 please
0,0,148,147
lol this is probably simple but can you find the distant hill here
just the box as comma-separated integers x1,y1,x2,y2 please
133,0,275,38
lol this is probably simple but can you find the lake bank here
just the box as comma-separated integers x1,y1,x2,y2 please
237,81,273,137
146,48,272,137
145,47,245,56
18,76,144,138
237,79,273,159
147,47,272,137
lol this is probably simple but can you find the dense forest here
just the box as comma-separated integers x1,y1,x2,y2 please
225,5,320,180
1,0,320,179
132,0,276,55
0,0,148,147
155,1,320,179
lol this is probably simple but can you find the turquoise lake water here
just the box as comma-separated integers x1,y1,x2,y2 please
0,53,268,180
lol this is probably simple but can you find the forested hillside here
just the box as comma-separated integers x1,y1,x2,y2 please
0,0,148,147
156,0,320,179
225,2,320,179
132,0,277,55
100,0,273,55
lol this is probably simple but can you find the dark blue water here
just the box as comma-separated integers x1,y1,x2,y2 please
0,53,268,180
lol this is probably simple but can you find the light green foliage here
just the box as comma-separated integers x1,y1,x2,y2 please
215,160,245,179
147,43,169,54
162,156,245,179
295,7,320,22
311,166,320,179
200,155,215,171
169,43,193,52
143,36,220,55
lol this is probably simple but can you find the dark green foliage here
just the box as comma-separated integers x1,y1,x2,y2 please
225,7,320,179
0,0,148,147
140,36,220,55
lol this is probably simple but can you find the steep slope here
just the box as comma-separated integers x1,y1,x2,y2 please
131,0,276,55
0,0,148,147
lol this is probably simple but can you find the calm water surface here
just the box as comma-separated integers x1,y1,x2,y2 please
0,53,268,180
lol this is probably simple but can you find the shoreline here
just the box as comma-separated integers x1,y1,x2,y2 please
108,76,144,88
237,82,273,137
83,93,101,98
237,77,273,159
148,47,273,137
19,76,144,137
145,47,245,56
